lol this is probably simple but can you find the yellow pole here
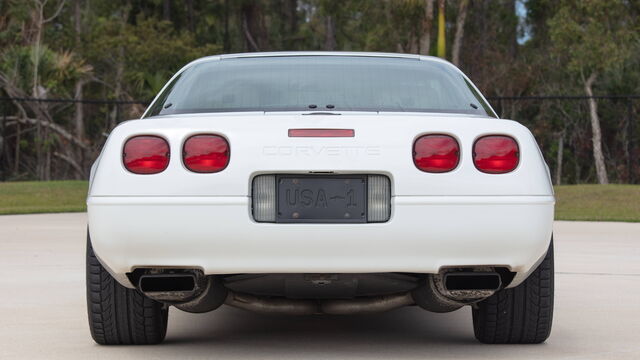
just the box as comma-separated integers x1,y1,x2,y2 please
437,0,446,58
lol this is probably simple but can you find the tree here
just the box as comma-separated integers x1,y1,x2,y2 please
240,0,269,51
319,0,339,50
73,0,84,140
0,0,638,183
549,0,636,184
451,0,468,66
436,0,445,58
419,0,434,55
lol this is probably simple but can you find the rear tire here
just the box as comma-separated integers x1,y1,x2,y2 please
86,234,168,345
472,240,554,344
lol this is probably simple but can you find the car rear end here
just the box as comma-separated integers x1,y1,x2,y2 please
86,53,555,345
88,112,554,287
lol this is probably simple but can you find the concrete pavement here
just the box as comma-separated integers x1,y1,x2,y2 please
0,213,639,359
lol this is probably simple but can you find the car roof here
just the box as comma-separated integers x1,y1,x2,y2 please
186,51,451,67
220,51,421,59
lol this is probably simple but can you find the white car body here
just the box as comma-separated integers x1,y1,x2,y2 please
85,52,557,346
87,52,554,292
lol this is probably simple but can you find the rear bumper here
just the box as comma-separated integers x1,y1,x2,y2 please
87,195,554,288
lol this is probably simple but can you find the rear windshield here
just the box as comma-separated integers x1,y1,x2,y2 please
145,56,495,117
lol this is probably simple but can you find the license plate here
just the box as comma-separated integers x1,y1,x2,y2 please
276,176,367,223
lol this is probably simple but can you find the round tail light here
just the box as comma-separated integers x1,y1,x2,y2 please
123,136,170,174
413,134,460,173
183,134,230,173
473,135,519,174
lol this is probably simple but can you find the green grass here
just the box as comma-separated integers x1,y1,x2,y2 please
554,184,640,222
0,181,639,222
0,180,88,215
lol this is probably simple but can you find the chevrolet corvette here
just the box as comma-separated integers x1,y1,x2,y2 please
86,52,554,345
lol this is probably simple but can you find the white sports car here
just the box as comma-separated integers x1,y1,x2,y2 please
86,52,554,345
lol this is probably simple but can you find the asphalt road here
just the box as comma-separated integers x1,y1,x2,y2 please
0,213,639,359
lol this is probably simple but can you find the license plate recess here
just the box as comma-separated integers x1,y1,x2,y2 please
276,175,367,223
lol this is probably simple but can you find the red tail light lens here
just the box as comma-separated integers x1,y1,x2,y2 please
413,134,460,173
183,134,230,173
123,136,170,174
473,135,519,174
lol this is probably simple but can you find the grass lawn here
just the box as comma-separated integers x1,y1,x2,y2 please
0,181,638,222
0,180,88,215
554,184,640,222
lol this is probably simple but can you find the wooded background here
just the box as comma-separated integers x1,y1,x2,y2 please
0,0,638,184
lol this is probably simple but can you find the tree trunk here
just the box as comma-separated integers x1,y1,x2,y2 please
242,16,261,52
54,151,85,178
241,2,269,52
288,0,298,37
584,72,609,184
223,0,231,52
31,4,45,179
556,131,564,185
186,0,195,33
451,0,469,67
324,15,337,51
74,0,82,39
506,0,518,58
382,0,402,52
419,0,435,55
73,80,86,179
163,0,171,22
110,47,124,130
10,117,89,150
30,0,65,180
73,0,85,142
409,35,419,54
282,0,298,49
436,0,446,58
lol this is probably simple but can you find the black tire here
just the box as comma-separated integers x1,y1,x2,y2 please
472,240,554,344
86,234,168,345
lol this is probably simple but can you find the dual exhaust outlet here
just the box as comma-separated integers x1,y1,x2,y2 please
137,270,503,315
139,273,197,293
443,272,502,292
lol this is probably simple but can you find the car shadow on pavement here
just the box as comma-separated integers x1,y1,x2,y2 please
159,305,487,358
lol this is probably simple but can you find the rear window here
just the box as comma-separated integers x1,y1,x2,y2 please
145,56,495,117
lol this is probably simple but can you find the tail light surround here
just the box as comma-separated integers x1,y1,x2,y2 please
183,134,230,173
123,135,170,174
413,134,460,173
473,135,519,174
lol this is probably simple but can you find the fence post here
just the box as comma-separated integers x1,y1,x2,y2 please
556,131,564,185
629,100,637,184
0,99,5,180
115,103,120,126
